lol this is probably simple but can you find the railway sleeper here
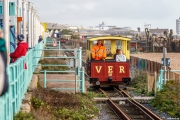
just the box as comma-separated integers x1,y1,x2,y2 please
128,114,145,119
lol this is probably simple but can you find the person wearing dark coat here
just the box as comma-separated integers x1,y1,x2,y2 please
38,35,43,43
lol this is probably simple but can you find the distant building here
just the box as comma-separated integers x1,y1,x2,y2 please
123,27,132,31
97,22,117,30
149,29,169,35
176,17,180,34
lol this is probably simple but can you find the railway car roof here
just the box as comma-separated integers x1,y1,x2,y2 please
88,36,131,41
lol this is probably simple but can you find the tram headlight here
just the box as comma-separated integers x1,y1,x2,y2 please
96,81,100,85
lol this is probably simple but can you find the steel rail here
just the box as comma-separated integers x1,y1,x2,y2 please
117,88,162,120
99,88,131,120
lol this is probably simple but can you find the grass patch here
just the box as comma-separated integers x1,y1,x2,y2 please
39,48,70,74
130,70,149,95
14,112,35,120
39,59,69,74
150,80,180,118
85,91,106,98
44,51,51,57
30,88,99,120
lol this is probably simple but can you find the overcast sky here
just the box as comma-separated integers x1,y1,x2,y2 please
29,0,180,31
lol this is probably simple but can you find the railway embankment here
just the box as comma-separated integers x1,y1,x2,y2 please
14,47,101,120
130,53,180,119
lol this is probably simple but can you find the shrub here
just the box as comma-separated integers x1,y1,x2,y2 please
150,80,180,118
130,70,147,95
31,97,45,109
14,112,35,120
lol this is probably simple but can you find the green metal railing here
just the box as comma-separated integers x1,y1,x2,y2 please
42,69,85,92
157,70,180,90
35,39,85,93
0,39,45,120
0,37,85,120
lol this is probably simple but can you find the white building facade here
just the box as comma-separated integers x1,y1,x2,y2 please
176,17,180,35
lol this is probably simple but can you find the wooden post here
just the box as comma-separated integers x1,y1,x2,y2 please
147,72,149,92
151,61,153,73
154,62,157,73
154,72,157,96
76,75,78,93
173,72,175,80
168,69,169,81
148,61,150,73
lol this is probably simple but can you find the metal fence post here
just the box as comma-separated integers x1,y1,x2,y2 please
77,48,82,77
82,67,85,93
77,48,81,87
79,47,82,68
163,47,167,84
158,69,163,90
58,41,60,55
44,70,46,88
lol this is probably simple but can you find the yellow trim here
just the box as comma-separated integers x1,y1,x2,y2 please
127,41,130,59
87,36,131,60
42,23,47,39
89,36,130,41
111,40,116,55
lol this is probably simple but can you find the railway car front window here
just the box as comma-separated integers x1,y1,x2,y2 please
116,40,122,49
104,40,112,57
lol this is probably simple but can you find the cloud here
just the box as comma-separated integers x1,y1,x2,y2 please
29,0,180,30
83,3,96,10
68,4,79,10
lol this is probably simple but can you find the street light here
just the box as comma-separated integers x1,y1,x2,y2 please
145,28,150,52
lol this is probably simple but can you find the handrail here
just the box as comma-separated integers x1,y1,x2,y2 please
0,38,46,120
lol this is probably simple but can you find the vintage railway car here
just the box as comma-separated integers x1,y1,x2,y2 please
86,36,131,86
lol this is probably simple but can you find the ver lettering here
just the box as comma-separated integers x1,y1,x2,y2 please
95,66,102,73
108,66,113,76
119,66,125,73
108,66,113,73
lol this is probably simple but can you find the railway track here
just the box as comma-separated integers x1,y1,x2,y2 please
61,42,162,120
61,44,74,56
98,88,162,120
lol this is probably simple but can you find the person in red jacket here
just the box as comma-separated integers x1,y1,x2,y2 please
10,34,28,68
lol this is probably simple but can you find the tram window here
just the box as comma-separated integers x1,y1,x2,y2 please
104,40,112,56
116,40,122,49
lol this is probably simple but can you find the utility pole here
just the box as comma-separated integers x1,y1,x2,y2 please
31,6,34,47
159,36,167,84
17,0,22,35
33,10,36,45
22,0,26,42
163,47,166,84
28,2,32,48
145,28,149,53
3,0,10,64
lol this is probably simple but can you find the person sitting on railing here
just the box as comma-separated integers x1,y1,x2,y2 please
115,49,126,62
10,34,28,69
